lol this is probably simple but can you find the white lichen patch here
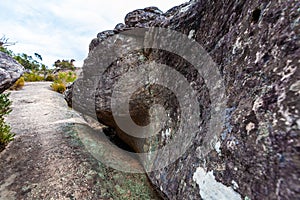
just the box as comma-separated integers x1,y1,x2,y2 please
160,185,163,192
214,141,221,154
193,167,242,200
277,91,294,128
232,37,242,54
227,139,237,150
280,108,293,127
231,180,239,190
278,60,296,82
162,128,172,141
244,196,251,200
180,3,193,13
253,97,263,112
188,30,196,39
289,80,300,94
254,51,264,64
165,128,171,137
246,122,255,134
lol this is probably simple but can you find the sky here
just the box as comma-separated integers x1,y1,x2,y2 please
0,0,188,68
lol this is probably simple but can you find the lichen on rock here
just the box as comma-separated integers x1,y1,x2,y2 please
67,0,300,199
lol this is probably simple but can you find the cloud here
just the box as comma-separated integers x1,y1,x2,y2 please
0,0,188,68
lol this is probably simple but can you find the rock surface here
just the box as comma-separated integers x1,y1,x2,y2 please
0,52,24,93
69,0,300,199
64,82,74,107
0,82,160,199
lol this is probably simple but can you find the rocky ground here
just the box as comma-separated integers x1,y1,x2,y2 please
0,82,160,200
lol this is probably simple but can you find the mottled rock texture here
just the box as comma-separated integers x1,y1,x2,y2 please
0,52,24,93
68,0,300,199
64,82,74,107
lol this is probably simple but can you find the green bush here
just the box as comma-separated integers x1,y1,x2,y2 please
0,93,14,151
0,46,13,56
45,74,55,81
54,59,75,71
65,71,77,83
51,82,66,93
10,77,25,90
23,72,44,82
51,72,76,93
56,71,76,82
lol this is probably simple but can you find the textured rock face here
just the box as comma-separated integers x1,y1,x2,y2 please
70,0,299,199
64,82,73,107
124,6,163,27
0,52,24,93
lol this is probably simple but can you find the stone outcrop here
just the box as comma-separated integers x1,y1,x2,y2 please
67,0,300,199
64,82,73,107
0,52,24,93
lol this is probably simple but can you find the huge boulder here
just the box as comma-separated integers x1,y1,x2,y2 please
69,0,300,199
0,52,24,93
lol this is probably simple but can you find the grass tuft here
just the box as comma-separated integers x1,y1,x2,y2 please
50,71,77,94
10,77,25,90
51,82,66,94
23,72,44,82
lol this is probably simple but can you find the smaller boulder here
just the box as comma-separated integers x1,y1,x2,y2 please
124,7,163,28
0,52,24,93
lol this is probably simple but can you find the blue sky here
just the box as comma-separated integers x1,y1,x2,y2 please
0,0,187,68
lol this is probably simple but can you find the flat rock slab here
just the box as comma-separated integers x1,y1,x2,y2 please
0,82,160,200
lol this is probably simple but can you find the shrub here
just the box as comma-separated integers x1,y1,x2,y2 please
65,71,77,83
51,71,76,94
45,74,55,81
0,46,13,56
0,93,14,151
53,59,75,71
10,77,25,90
57,72,66,81
51,82,66,93
23,72,44,82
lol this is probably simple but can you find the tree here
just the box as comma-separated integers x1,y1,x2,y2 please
0,35,48,71
53,59,75,70
0,35,15,56
13,53,46,71
0,35,16,47
34,53,42,61
13,53,38,71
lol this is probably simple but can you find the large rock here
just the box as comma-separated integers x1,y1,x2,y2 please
69,0,300,199
0,52,24,93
